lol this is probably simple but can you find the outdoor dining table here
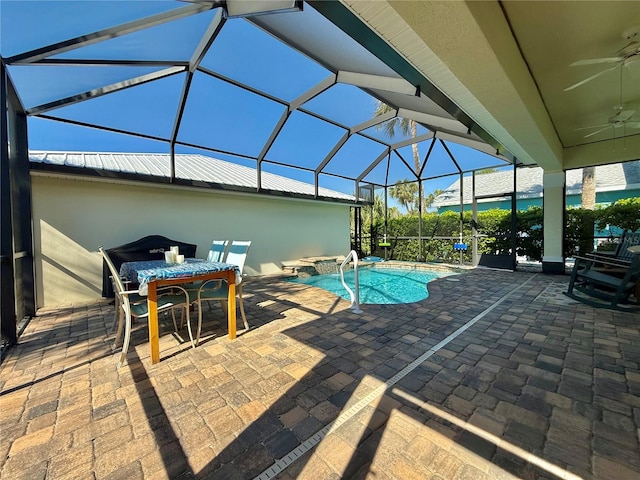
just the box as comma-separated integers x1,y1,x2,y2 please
119,258,241,364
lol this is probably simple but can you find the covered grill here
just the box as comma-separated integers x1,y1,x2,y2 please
102,235,197,298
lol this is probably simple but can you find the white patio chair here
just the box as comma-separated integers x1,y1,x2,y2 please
207,240,229,262
188,239,229,291
175,240,230,334
186,240,251,346
100,247,190,366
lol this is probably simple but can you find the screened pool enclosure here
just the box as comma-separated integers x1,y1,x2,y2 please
2,1,522,346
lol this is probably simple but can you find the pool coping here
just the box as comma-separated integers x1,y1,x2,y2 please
359,259,471,275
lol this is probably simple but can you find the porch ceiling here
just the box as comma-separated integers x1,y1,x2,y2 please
342,1,640,171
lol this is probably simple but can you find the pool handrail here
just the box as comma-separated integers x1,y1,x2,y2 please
339,250,363,314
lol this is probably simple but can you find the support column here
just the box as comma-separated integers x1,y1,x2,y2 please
417,180,423,261
542,171,565,274
1,61,17,345
472,171,478,266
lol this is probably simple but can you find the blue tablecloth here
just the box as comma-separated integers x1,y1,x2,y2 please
120,258,240,295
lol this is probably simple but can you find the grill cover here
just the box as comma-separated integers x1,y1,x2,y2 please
102,235,197,298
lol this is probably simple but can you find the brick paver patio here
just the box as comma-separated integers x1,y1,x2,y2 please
1,269,639,479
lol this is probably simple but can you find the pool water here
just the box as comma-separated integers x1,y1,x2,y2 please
287,267,452,304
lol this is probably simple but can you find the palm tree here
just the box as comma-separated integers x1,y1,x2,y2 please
389,180,418,213
580,166,596,255
361,194,401,226
360,194,386,226
581,166,596,209
374,100,425,260
424,189,444,212
374,101,423,207
359,194,400,255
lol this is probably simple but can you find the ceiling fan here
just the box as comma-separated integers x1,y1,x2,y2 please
565,27,640,91
575,104,640,138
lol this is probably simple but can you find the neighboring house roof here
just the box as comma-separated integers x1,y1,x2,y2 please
29,151,356,202
432,161,640,208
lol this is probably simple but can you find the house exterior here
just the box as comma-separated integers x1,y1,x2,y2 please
29,151,357,308
432,161,640,213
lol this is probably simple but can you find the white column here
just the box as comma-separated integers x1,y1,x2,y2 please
542,171,565,274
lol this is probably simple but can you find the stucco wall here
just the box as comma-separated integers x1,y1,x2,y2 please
31,175,351,308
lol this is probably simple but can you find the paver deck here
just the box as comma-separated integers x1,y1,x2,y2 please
1,269,639,479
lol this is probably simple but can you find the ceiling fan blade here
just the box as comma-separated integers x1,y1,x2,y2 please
570,57,624,66
564,65,619,91
614,109,636,122
583,126,611,138
617,121,640,129
575,123,610,131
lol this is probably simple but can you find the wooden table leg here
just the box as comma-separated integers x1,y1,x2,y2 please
148,282,160,364
228,270,236,340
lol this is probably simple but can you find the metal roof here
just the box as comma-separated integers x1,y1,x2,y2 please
432,161,640,207
29,151,356,202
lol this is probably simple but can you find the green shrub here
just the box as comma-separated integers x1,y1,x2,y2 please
595,198,640,234
360,200,637,262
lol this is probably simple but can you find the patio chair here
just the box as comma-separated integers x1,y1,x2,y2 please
180,240,230,298
582,232,640,287
589,231,640,263
207,240,229,262
565,246,640,311
186,240,251,346
173,239,233,343
100,247,190,367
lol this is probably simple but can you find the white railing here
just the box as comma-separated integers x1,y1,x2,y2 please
339,250,363,314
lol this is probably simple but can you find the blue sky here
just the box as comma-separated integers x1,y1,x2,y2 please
2,1,508,207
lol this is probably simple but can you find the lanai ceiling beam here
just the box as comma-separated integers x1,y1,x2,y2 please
397,108,471,135
257,74,336,164
393,150,418,179
26,66,186,115
356,147,391,183
256,74,336,190
418,137,437,178
170,10,226,180
337,71,417,96
28,59,189,67
389,132,435,151
437,131,508,160
350,110,396,134
314,131,350,197
7,3,217,64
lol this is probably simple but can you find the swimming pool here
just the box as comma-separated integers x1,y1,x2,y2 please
287,267,454,304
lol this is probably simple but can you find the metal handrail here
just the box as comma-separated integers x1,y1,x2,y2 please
339,250,362,314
